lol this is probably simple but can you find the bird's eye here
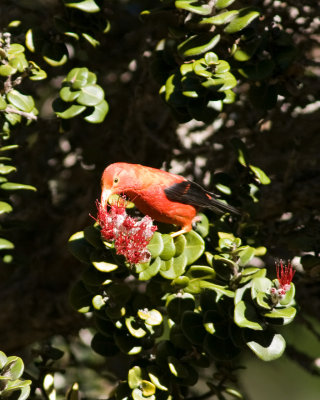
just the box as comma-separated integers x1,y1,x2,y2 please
113,177,119,184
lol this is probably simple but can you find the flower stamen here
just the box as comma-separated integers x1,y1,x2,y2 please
95,199,157,264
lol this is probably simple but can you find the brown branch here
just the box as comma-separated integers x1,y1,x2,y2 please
3,107,37,120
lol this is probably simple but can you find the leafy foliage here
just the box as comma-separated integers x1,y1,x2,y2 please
68,204,297,397
0,351,31,400
0,0,319,399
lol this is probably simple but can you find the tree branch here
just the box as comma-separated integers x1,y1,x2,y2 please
3,107,37,120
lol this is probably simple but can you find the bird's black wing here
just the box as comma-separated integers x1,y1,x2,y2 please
164,180,240,215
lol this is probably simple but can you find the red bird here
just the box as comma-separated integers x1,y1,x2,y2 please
101,163,239,236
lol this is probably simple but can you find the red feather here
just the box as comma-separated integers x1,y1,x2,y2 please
101,162,239,235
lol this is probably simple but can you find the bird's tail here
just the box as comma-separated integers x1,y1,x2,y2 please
206,197,240,216
164,180,240,216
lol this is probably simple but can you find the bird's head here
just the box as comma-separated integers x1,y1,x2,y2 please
101,162,138,208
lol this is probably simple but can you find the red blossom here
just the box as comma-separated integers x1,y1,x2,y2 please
95,200,157,264
276,260,295,294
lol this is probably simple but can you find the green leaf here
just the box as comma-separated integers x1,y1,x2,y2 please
3,357,24,380
0,165,16,174
138,309,162,326
215,60,231,74
178,33,221,58
224,387,244,399
224,8,260,34
56,104,86,119
194,213,209,237
234,300,264,330
137,381,156,398
69,280,92,313
84,99,109,123
64,0,100,13
175,0,211,15
68,231,92,263
43,43,68,66
5,381,31,399
184,231,205,265
167,293,195,323
239,60,275,81
0,238,14,250
279,283,295,306
199,281,234,299
173,234,186,257
263,306,296,325
114,330,142,355
238,246,255,266
147,232,164,258
8,20,21,28
203,54,218,69
215,0,236,9
180,63,194,76
181,311,206,345
87,71,97,85
0,182,37,191
138,257,161,281
0,64,17,76
159,234,176,260
0,201,13,215
192,59,212,78
204,334,240,361
91,260,118,273
0,145,19,152
0,351,7,368
82,33,100,47
201,10,238,25
0,96,7,110
163,73,185,107
92,295,105,310
60,86,81,102
7,90,34,112
231,137,249,167
125,317,147,338
202,72,237,92
8,43,25,55
77,84,105,106
82,267,112,286
128,366,143,389
160,253,188,279
187,265,216,280
83,224,103,248
66,68,89,89
148,368,168,391
233,40,261,62
25,28,44,53
29,63,47,81
251,277,272,299
246,332,286,361
255,292,272,310
132,388,155,400
168,356,189,378
249,165,271,185
9,53,28,72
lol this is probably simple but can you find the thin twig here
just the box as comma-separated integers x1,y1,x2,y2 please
3,107,37,120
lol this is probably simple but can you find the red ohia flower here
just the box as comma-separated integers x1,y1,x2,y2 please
276,260,295,295
95,200,157,264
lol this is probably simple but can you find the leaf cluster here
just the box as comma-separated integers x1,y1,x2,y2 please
0,351,31,400
68,209,297,399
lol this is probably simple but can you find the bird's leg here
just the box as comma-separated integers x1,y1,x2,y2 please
170,228,189,238
192,215,202,226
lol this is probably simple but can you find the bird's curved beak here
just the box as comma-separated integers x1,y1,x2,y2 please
101,188,112,209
